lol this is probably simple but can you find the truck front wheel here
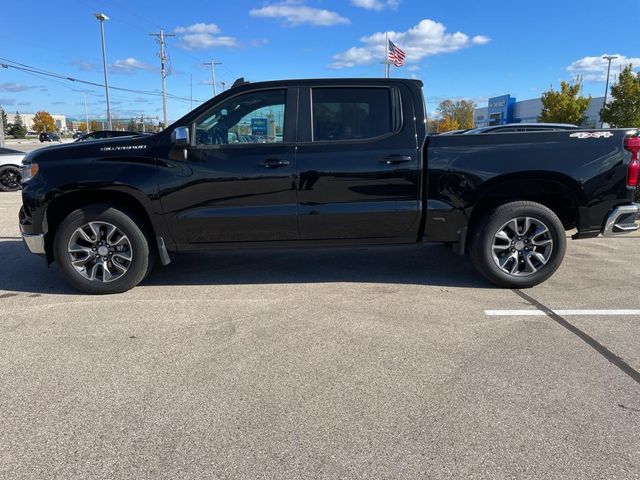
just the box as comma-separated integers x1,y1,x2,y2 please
470,201,566,288
53,204,151,294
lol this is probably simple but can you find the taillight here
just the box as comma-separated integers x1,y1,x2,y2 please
624,137,640,188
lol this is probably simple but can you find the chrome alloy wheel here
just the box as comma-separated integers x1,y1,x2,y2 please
491,217,553,276
67,222,133,283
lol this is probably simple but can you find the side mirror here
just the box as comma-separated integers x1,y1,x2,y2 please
171,126,190,147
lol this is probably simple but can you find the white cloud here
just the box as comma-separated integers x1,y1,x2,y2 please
174,23,238,49
71,60,96,72
567,54,640,82
110,58,155,74
175,23,221,34
250,1,350,26
0,82,42,92
351,0,400,11
331,19,490,68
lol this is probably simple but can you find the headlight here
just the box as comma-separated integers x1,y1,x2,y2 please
21,163,39,183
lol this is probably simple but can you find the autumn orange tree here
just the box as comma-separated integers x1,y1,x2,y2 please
438,116,460,132
430,99,475,133
32,111,57,133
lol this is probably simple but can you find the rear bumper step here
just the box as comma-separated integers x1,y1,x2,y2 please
602,203,640,236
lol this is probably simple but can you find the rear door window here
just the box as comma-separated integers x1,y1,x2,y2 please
311,87,396,142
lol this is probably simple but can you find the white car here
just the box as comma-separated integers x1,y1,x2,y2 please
0,147,25,192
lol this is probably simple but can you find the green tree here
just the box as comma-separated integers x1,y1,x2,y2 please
32,111,57,133
126,118,142,131
539,77,591,125
8,111,27,138
600,64,640,128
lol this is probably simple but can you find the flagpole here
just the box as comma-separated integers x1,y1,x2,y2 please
384,32,389,79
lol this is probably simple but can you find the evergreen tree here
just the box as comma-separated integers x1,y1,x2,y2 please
600,65,640,128
8,111,27,138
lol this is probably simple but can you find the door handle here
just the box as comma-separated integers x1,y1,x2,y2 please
258,158,290,168
380,155,412,165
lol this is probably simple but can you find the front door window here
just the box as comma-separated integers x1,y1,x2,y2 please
195,90,286,146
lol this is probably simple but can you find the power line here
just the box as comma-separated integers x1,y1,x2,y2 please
0,57,205,103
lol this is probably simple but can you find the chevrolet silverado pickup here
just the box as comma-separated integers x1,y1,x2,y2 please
19,78,640,294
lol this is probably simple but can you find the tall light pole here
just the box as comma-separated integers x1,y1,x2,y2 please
601,55,618,128
95,13,112,130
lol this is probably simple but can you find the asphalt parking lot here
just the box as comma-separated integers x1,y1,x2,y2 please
0,191,639,479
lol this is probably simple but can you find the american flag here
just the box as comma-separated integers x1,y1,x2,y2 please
387,39,406,67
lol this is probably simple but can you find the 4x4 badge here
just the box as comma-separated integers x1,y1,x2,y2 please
570,132,614,139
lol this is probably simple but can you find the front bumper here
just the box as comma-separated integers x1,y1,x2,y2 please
22,233,46,254
602,203,640,236
19,205,47,255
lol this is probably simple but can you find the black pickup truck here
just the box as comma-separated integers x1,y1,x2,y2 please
19,78,640,294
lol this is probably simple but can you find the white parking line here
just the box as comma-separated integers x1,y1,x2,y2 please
485,309,640,316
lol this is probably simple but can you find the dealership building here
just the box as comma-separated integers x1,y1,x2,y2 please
5,112,68,132
474,95,605,128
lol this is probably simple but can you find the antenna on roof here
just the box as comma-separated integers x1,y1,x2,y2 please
231,77,249,89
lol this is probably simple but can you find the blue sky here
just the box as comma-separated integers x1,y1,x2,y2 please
1,0,638,123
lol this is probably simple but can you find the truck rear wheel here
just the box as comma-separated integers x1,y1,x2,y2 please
470,201,566,288
53,204,150,294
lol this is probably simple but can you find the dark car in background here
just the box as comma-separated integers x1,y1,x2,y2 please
38,132,61,142
74,131,145,142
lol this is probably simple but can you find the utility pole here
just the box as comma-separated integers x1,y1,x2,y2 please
221,81,226,92
94,13,112,130
601,55,618,128
149,29,175,128
203,60,222,97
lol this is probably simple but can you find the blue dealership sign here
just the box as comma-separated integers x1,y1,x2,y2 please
251,118,268,136
487,95,515,125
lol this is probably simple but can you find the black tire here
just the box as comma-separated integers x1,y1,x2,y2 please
470,201,566,288
0,165,22,192
53,204,150,294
